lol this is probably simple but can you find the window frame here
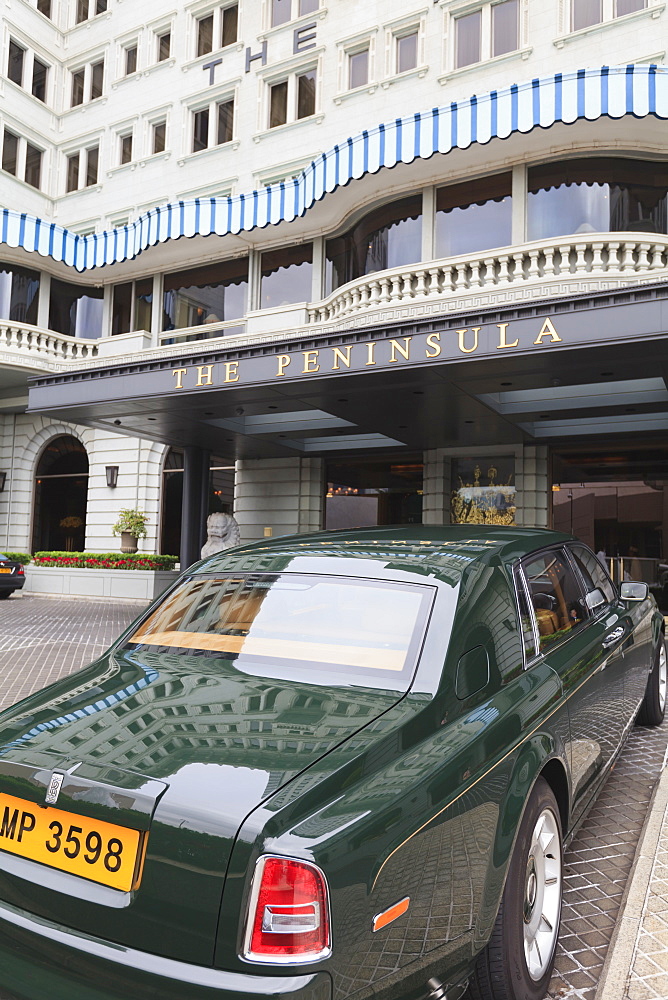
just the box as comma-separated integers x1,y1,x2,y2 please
566,543,618,609
124,43,139,77
191,95,236,153
448,0,523,72
7,39,25,87
119,131,133,165
195,4,239,59
516,545,593,662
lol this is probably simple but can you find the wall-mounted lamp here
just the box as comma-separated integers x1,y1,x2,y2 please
0,472,6,492
105,466,119,489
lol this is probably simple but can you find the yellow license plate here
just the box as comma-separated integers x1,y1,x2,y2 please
0,792,145,892
0,568,11,573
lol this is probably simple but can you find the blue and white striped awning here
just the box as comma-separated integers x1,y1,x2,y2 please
2,64,666,272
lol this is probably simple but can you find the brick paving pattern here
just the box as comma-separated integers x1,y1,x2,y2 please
0,595,666,1000
545,721,668,1000
0,594,142,711
625,800,668,1000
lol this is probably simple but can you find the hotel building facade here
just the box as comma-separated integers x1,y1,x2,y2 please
1,0,667,573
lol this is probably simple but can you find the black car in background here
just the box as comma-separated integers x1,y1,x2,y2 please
0,555,25,598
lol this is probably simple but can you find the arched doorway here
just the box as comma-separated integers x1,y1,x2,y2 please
160,449,234,556
32,436,89,552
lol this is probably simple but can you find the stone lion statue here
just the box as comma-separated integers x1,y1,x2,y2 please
201,512,241,558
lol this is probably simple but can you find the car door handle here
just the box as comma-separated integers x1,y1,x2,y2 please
602,627,625,649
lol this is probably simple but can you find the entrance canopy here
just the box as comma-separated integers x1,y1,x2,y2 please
28,285,668,459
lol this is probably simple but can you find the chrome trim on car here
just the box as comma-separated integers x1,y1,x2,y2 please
241,854,332,966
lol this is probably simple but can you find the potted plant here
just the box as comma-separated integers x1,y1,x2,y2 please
112,508,149,554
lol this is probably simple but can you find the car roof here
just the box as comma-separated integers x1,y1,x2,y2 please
196,525,574,583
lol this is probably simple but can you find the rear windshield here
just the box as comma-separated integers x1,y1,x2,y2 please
123,573,433,690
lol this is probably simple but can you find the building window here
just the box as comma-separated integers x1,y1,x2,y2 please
272,0,291,26
217,100,234,143
0,262,40,324
76,0,106,23
455,10,481,68
261,244,313,309
66,153,79,192
269,81,288,127
436,173,512,257
572,0,601,30
157,31,171,61
91,60,104,99
112,278,153,335
527,158,668,240
2,130,18,176
120,133,133,164
492,0,518,56
396,31,418,73
24,143,42,189
616,0,646,12
124,44,138,76
32,58,48,101
197,13,214,55
36,0,51,15
267,70,315,129
71,60,104,106
1,130,42,189
271,0,317,25
162,259,249,331
49,279,103,338
197,5,239,57
66,144,100,192
7,40,24,87
86,145,98,186
348,48,369,89
325,196,422,294
297,70,316,118
71,69,85,106
153,120,166,153
192,98,234,151
222,4,238,45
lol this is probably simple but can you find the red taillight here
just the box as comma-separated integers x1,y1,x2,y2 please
16,567,24,576
244,856,330,963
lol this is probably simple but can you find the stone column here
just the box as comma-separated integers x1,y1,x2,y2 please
422,449,450,524
234,457,323,544
515,445,549,527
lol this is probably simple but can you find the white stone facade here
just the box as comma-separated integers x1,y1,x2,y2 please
0,0,665,552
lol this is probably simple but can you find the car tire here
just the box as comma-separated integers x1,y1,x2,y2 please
636,639,667,728
469,777,563,1000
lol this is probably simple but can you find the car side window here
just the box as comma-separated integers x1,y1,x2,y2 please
569,544,616,605
521,547,588,654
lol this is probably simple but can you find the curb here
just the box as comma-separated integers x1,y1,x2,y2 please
595,761,668,1000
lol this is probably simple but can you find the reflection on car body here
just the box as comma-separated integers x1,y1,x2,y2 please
0,526,664,1000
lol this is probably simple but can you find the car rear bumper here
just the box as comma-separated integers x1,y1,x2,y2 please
0,897,332,1000
0,576,24,592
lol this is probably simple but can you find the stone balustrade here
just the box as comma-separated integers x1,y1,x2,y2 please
0,321,98,368
307,234,668,325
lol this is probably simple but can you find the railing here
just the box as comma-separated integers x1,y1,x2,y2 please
0,322,99,366
307,234,668,325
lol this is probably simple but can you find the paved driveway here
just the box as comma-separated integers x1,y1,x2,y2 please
0,594,666,1000
0,593,142,710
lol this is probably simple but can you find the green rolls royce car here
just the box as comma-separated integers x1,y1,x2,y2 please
0,526,664,1000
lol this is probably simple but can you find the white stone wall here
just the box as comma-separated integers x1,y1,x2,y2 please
234,456,323,543
0,412,166,554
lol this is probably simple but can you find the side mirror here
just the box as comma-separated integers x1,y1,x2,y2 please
585,588,605,611
620,581,649,601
